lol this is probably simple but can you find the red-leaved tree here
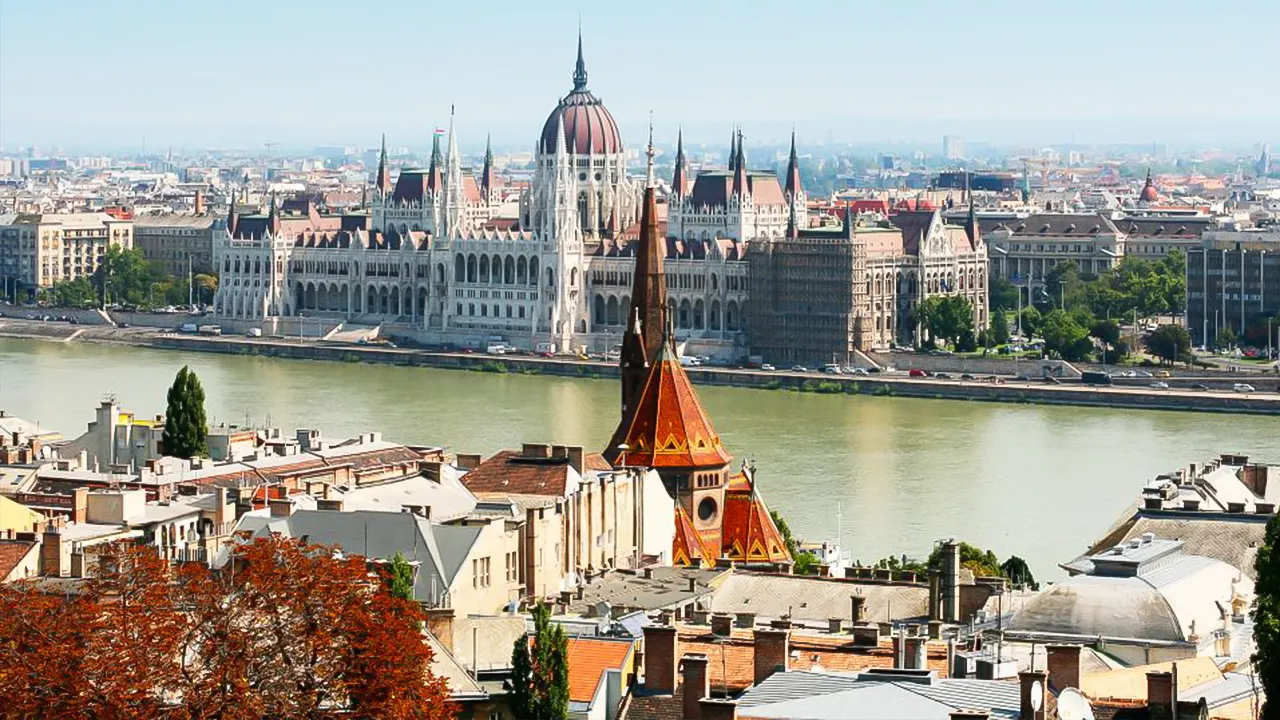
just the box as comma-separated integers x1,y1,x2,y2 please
0,536,456,720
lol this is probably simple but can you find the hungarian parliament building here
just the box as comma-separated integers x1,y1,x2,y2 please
212,37,989,358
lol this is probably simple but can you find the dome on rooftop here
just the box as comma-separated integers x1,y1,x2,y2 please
539,34,623,156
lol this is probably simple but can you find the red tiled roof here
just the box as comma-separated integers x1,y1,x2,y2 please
461,450,573,496
611,340,732,471
719,474,790,564
567,636,635,703
674,628,949,693
673,506,716,569
0,540,37,580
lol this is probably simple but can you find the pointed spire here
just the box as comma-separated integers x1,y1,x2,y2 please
784,129,801,200
227,191,238,238
427,129,443,193
728,127,737,170
672,127,690,198
267,190,279,236
732,128,747,198
572,27,588,91
645,112,655,189
376,133,390,194
965,173,980,247
481,133,494,198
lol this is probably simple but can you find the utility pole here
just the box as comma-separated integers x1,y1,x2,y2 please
188,256,194,308
1015,282,1023,338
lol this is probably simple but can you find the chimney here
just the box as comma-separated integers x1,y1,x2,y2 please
940,540,961,622
893,633,926,670
643,625,678,694
698,699,737,720
455,453,482,470
1146,671,1174,714
752,628,789,685
317,498,345,511
522,443,552,459
1018,670,1047,720
734,612,756,629
711,613,733,637
40,523,63,577
214,486,232,528
1046,645,1082,691
681,654,710,720
423,608,454,652
269,498,294,517
927,620,943,640
688,577,698,592
194,188,205,215
851,594,867,624
71,487,88,524
566,446,585,474
827,617,843,634
851,622,880,648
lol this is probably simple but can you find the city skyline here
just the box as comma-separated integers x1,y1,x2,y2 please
2,0,1278,150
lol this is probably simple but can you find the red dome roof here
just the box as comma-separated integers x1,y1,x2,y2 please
539,34,623,156
1140,170,1159,202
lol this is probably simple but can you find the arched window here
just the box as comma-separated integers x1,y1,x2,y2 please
437,263,446,284
528,257,539,286
594,295,606,327
693,299,705,330
517,256,528,285
606,296,619,326
710,300,721,331
570,267,579,288
726,301,739,331
678,299,691,329
454,254,465,282
479,255,490,283
504,256,515,285
546,267,554,288
467,254,477,283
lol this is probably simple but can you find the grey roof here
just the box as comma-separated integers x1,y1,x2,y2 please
983,212,1121,237
452,615,528,673
235,509,480,604
564,566,725,615
331,471,477,522
1009,550,1251,644
738,671,1021,720
710,573,930,628
1062,511,1267,580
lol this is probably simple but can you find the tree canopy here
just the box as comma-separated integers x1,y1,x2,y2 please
1254,513,1280,719
1145,324,1192,366
1039,310,1094,361
510,602,569,720
914,295,975,349
0,537,454,719
162,366,209,459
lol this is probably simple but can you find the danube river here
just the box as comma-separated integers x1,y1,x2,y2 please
3,338,1276,577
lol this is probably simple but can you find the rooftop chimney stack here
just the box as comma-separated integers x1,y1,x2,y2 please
752,628,790,686
1046,645,1082,692
1018,670,1047,720
643,624,678,694
1146,671,1175,715
681,654,710,719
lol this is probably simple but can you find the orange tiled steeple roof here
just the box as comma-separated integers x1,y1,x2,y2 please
673,505,716,568
720,471,791,564
610,333,732,471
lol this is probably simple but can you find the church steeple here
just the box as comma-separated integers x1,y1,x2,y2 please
481,133,494,199
731,129,747,198
427,130,443,193
672,128,690,198
572,29,588,91
266,190,279,237
615,167,667,423
728,127,737,171
784,130,801,200
227,192,238,238
965,171,980,247
376,133,390,194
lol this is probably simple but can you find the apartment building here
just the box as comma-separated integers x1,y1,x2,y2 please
0,211,133,296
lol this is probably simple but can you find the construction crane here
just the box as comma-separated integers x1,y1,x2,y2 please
1020,157,1053,188
264,142,279,154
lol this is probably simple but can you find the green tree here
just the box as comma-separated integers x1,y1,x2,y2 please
1000,556,1038,590
769,509,816,572
510,602,569,720
49,278,97,308
1040,310,1094,361
162,366,209,458
1019,306,1043,339
193,274,219,305
990,310,1010,345
1145,324,1192,366
988,274,1020,313
94,246,161,308
914,295,974,349
387,553,416,601
1254,513,1280,719
1216,326,1238,351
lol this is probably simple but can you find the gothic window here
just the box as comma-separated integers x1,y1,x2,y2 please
595,295,606,327
546,267,554,288
437,263,446,284
570,267,578,288
504,256,515,284
467,254,477,283
529,257,539,286
517,256,528,285
578,192,589,229
479,255,490,283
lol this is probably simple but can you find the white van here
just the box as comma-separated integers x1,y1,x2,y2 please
679,355,701,368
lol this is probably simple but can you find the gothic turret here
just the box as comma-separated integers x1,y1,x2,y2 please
965,172,980,247
227,193,238,238
672,129,690,199
427,132,443,193
481,133,494,200
784,130,801,200
728,128,738,171
266,191,279,237
376,133,390,194
731,129,747,198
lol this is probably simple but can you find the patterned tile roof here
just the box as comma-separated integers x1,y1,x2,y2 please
460,450,573,497
673,505,716,569
719,474,790,565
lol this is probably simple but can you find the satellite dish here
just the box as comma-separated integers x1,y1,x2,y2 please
1030,681,1043,711
1057,688,1095,720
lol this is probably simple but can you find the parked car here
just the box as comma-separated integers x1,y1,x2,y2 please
1155,370,1171,378
790,365,809,373
759,364,776,371
960,373,976,380
849,367,870,376
1136,370,1154,378
1150,381,1170,389
908,369,929,378
933,372,952,379
1234,383,1256,393
821,364,842,374
1192,383,1210,391
1014,374,1031,382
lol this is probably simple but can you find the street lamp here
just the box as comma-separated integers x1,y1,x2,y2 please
616,443,630,471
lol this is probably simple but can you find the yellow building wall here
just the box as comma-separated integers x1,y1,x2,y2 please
0,494,43,534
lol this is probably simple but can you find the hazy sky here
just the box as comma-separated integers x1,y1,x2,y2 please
2,0,1277,152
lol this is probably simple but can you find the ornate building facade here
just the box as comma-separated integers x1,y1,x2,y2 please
211,34,987,360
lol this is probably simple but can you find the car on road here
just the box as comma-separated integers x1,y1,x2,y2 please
848,367,870,376
760,364,776,371
1150,381,1170,389
1136,370,1154,378
933,372,952,379
908,369,929,378
821,364,842,374
790,365,809,373
1155,370,1171,378
1234,383,1256,393
1014,374,1031,382
1192,383,1210,391
960,373,976,380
